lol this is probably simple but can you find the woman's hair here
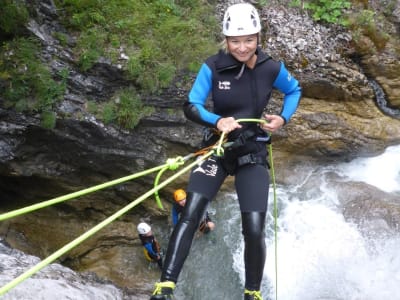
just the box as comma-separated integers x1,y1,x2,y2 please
220,39,228,53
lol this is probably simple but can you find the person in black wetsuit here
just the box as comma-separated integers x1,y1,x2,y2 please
172,189,215,234
150,3,301,300
137,222,163,270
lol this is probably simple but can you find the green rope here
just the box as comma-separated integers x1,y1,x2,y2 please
237,118,279,300
153,155,193,209
268,143,278,300
0,150,214,296
0,163,173,222
0,117,279,297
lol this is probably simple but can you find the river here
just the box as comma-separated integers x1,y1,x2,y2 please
1,145,400,299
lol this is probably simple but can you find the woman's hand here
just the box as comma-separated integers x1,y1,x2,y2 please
216,117,242,134
260,114,285,133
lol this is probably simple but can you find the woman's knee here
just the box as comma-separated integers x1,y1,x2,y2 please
241,212,266,241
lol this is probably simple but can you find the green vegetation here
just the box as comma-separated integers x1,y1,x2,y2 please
88,87,154,129
0,0,29,36
347,8,390,53
55,0,219,93
0,37,68,128
289,0,391,53
0,0,219,129
290,0,351,25
0,0,394,130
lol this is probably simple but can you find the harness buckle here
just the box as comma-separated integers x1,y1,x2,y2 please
237,153,257,166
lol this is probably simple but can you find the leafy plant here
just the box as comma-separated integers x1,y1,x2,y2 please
0,0,29,36
55,0,219,93
291,0,351,25
0,37,67,116
88,87,154,129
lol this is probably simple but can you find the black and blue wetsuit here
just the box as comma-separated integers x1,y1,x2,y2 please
139,233,163,269
161,48,301,290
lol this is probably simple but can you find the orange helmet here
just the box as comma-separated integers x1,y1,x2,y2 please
173,189,186,202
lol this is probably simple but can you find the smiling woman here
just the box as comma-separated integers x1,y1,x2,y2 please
150,3,301,300
226,35,259,67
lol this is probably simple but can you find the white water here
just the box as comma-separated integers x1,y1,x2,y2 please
336,145,400,193
1,145,400,299
229,144,400,300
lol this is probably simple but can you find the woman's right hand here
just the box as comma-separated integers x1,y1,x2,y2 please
216,117,242,134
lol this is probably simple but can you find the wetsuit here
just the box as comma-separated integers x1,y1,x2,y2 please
161,48,301,290
172,202,213,234
139,233,163,269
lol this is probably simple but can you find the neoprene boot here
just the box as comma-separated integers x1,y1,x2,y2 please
150,281,175,300
244,289,263,300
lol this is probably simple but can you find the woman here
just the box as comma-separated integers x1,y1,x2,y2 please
150,3,301,300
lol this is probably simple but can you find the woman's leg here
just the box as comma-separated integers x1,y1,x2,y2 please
241,211,266,290
161,191,209,282
161,157,228,281
235,164,269,291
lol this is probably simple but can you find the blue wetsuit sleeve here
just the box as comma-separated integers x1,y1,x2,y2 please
144,243,158,257
188,63,221,126
172,206,179,226
273,62,302,123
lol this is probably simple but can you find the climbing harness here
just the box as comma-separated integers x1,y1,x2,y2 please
0,118,280,300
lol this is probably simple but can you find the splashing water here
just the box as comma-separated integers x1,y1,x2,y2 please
224,145,400,300
336,145,400,193
1,145,400,299
263,199,400,300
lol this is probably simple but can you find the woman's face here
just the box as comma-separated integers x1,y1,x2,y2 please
226,34,258,63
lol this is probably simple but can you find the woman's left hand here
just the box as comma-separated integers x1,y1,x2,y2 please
260,114,285,132
216,117,242,134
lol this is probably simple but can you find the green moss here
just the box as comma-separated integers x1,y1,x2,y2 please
54,0,219,92
290,0,351,25
1,1,220,129
0,37,67,116
0,0,29,36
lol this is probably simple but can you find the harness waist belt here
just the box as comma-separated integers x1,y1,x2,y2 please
237,153,265,167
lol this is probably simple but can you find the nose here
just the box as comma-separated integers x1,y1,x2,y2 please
238,42,247,52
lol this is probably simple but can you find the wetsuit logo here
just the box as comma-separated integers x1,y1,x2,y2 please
193,158,218,177
218,81,231,90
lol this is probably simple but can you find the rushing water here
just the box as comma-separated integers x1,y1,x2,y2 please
176,145,400,300
1,145,400,299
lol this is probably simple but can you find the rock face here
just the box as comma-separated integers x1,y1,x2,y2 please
1,0,400,294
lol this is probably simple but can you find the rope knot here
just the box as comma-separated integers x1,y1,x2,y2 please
166,156,184,170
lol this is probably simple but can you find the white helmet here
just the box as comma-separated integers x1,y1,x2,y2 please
222,3,261,36
137,222,151,235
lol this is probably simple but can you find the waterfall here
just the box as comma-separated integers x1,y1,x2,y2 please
1,145,400,299
176,145,400,300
